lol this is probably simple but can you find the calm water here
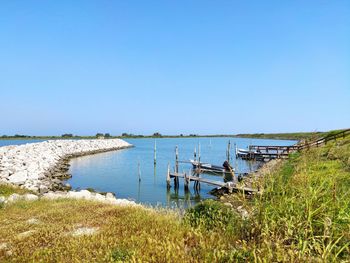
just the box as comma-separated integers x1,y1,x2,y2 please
67,137,296,207
0,138,296,207
0,139,46,147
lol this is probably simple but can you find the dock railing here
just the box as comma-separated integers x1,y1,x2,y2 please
299,128,350,150
243,128,350,161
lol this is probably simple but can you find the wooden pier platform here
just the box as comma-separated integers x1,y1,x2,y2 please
240,129,350,161
237,145,298,161
168,171,257,194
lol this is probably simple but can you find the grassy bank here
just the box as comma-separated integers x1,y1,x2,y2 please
221,133,350,261
234,128,348,140
234,132,323,140
1,133,349,262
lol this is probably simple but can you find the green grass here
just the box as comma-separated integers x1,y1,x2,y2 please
221,134,350,261
235,128,348,141
234,131,323,140
0,200,241,262
1,133,350,262
0,184,31,197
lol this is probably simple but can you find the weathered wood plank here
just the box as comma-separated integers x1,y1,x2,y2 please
169,172,257,193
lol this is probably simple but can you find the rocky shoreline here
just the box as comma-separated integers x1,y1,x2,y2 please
0,190,139,207
0,139,133,193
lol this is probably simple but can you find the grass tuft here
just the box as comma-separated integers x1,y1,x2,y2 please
0,184,31,197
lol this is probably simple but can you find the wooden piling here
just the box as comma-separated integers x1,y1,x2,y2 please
175,146,179,173
166,163,171,189
194,147,197,162
198,143,201,166
197,143,201,191
137,162,141,182
184,172,189,190
154,140,157,165
227,140,231,164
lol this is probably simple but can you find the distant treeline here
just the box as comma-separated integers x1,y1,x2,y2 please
2,129,346,140
120,132,199,138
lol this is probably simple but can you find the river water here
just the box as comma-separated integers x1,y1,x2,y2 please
0,137,296,208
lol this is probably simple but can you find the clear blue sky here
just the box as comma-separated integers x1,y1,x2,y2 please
0,1,349,136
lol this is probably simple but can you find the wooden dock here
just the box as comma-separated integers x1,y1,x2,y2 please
237,129,350,161
249,145,299,152
166,144,258,194
168,170,257,194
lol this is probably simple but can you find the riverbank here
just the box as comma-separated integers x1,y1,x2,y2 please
0,139,132,193
1,133,349,261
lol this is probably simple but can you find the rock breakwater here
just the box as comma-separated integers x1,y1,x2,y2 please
0,190,138,207
0,139,132,193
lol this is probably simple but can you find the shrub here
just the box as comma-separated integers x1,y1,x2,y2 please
110,248,133,262
184,199,237,231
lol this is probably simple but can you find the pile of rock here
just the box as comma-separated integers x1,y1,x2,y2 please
0,139,132,193
0,190,138,207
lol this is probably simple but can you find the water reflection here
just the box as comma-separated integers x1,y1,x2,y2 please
166,187,201,208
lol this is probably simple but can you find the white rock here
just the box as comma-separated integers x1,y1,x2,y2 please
237,206,249,219
0,196,5,204
7,193,22,203
71,227,98,237
8,170,28,185
0,139,132,191
27,218,41,225
27,172,40,180
67,190,92,200
17,230,36,238
23,194,39,201
106,192,115,199
26,185,39,192
0,170,10,178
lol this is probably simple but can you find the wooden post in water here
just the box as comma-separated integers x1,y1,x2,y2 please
175,146,179,173
234,143,237,158
184,172,189,191
198,143,201,165
173,168,178,189
194,147,197,162
138,162,141,182
227,140,231,164
154,140,157,165
166,163,171,189
174,146,179,189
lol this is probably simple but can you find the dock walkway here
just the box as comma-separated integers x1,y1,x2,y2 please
168,171,257,194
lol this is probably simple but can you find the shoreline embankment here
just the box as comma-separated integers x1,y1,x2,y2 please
0,139,132,193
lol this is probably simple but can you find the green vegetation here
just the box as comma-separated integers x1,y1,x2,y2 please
235,131,324,140
0,199,240,262
1,132,349,261
0,184,31,197
235,128,348,140
220,133,350,261
184,200,237,231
